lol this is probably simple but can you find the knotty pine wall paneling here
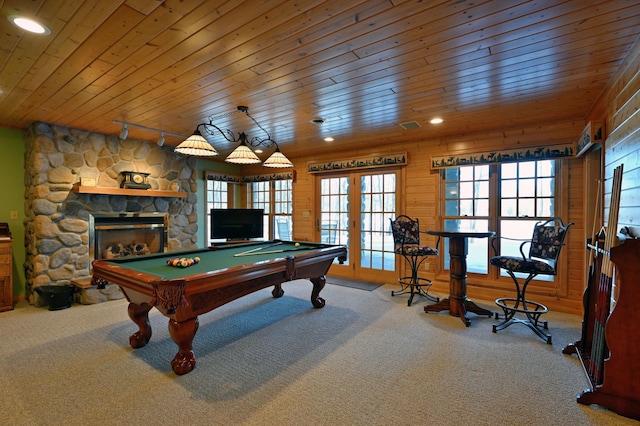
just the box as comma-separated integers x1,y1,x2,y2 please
292,123,586,314
592,38,640,236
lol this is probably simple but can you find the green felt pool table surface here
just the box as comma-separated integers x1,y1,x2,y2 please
105,241,327,280
90,240,347,375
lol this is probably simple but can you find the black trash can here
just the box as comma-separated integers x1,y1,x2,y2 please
35,285,76,311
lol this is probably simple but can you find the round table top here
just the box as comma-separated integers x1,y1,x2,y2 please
425,230,495,239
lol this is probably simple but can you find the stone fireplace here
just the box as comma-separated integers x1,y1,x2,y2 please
22,122,199,305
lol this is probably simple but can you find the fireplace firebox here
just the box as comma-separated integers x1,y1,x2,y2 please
89,213,167,262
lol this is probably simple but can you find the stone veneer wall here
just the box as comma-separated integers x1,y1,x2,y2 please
23,122,198,300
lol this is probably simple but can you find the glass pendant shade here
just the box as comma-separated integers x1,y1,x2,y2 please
174,107,293,167
225,140,261,164
175,131,218,157
263,148,293,168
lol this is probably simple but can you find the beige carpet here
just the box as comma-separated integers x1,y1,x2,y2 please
0,280,637,426
327,276,383,291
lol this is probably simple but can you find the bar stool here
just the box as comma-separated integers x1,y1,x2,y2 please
389,215,439,306
489,218,573,343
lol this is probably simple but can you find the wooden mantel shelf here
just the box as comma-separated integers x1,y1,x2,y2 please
71,185,187,198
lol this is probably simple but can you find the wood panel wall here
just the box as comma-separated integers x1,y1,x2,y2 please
263,118,588,314
592,37,640,236
238,37,640,317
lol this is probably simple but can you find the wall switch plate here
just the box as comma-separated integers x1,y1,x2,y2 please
10,210,18,219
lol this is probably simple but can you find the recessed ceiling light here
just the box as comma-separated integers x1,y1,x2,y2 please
324,137,334,142
430,118,443,124
8,15,51,35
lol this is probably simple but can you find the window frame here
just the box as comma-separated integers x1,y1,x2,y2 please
205,178,234,246
437,159,569,296
248,179,293,240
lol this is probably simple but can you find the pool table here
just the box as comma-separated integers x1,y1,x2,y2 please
91,240,347,375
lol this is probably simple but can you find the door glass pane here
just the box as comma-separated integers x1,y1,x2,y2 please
384,192,396,211
360,173,396,271
320,177,350,264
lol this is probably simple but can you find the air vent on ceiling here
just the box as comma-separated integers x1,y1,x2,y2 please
399,121,421,130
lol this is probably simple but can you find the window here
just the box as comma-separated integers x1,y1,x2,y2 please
206,179,230,245
499,160,555,237
442,165,490,273
249,179,292,240
441,160,558,278
497,160,557,282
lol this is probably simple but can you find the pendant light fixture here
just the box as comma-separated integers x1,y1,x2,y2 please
177,106,293,166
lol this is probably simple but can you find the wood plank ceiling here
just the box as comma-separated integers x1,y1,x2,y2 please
0,0,639,160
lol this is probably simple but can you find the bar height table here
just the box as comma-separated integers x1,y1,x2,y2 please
424,230,494,326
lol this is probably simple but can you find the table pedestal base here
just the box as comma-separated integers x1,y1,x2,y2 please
424,296,492,327
423,230,495,327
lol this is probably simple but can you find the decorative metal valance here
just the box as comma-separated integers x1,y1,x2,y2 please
308,153,407,173
430,143,574,169
205,171,294,183
242,171,295,183
204,172,241,183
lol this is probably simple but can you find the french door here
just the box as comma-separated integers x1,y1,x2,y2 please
317,170,398,282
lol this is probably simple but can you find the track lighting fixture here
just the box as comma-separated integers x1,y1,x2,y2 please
119,124,128,140
112,120,187,146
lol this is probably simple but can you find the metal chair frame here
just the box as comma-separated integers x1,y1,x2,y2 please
490,217,573,343
389,215,440,306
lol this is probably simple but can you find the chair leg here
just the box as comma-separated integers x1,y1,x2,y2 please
392,255,439,306
391,277,411,297
492,272,551,344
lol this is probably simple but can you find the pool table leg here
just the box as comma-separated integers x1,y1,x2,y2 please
272,283,284,298
127,303,153,348
310,275,326,308
168,317,199,375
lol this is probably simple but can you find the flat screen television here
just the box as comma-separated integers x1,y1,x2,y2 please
210,208,264,240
